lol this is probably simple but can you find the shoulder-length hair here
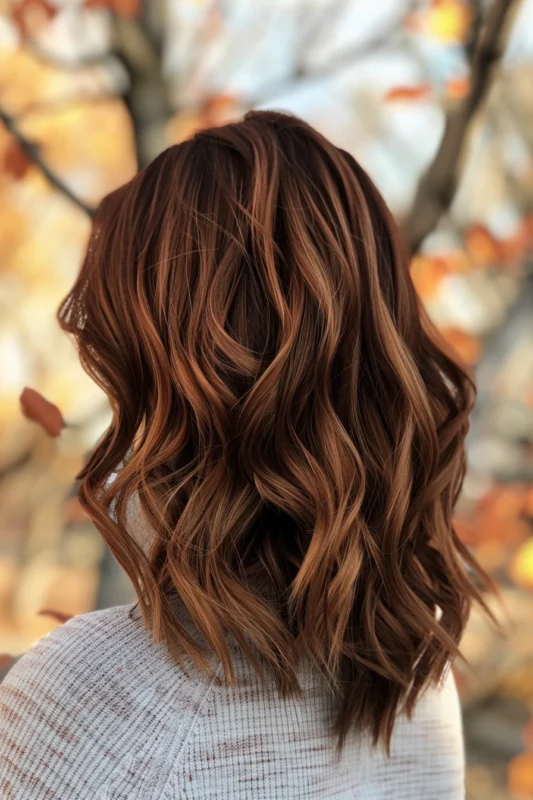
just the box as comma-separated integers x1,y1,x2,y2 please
57,109,492,754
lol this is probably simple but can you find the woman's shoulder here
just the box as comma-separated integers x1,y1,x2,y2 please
2,604,140,683
0,604,209,799
0,602,198,706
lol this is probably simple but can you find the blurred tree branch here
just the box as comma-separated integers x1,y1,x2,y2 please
465,0,484,64
404,0,523,255
0,107,96,217
111,2,171,170
0,3,170,208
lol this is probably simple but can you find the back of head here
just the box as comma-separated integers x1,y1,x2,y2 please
57,109,490,754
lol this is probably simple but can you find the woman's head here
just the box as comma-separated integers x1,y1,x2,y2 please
57,109,490,753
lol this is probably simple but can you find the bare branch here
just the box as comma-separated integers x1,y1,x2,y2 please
403,0,523,255
0,107,96,217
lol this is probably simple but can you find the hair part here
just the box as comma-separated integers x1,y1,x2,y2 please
57,109,494,755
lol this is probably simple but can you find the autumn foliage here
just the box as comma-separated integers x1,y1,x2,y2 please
19,387,65,437
1,0,532,794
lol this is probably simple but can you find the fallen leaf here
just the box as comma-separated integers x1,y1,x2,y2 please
20,387,65,437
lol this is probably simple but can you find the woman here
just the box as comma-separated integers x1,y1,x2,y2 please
0,110,491,798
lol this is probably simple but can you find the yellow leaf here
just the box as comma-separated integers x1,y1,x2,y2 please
425,0,472,43
439,326,482,365
509,538,533,590
409,255,449,299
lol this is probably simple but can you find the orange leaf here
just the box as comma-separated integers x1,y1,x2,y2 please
439,326,482,365
383,84,433,103
37,608,74,624
2,140,34,180
456,512,530,548
508,752,533,796
464,223,502,266
410,255,449,298
20,387,65,437
404,12,423,34
478,484,530,520
12,0,57,37
473,541,509,573
201,94,239,127
453,517,477,546
440,250,470,273
85,0,140,16
445,76,471,99
166,95,239,144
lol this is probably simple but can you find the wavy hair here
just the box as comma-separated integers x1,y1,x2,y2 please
57,109,492,754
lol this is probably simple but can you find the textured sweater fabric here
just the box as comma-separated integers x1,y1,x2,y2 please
0,595,465,799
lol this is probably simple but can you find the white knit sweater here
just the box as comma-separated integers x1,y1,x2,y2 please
0,593,465,799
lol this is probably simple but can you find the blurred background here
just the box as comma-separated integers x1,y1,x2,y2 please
0,0,533,797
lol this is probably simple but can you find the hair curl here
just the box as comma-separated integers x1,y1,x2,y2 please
57,109,493,755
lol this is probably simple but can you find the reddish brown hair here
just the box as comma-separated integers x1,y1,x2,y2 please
57,109,492,754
